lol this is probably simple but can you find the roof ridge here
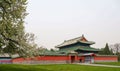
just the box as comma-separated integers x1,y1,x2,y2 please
64,36,82,42
55,35,95,48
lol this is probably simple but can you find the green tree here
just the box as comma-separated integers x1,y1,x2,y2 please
50,48,55,52
104,43,111,54
0,0,38,57
117,53,120,61
99,43,113,55
98,48,104,54
110,43,120,61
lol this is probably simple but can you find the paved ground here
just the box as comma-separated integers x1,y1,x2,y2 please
76,63,120,68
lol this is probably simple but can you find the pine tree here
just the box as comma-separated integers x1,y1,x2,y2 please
103,43,111,55
99,43,113,55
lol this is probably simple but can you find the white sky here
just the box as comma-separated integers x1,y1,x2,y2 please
25,0,120,49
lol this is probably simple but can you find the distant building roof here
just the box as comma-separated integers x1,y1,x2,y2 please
55,35,95,48
0,54,10,57
39,49,66,56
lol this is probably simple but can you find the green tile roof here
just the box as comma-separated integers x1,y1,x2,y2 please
59,46,99,53
55,35,95,48
38,46,99,56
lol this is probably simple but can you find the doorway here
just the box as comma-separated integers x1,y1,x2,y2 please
71,56,75,63
84,56,90,63
79,59,82,63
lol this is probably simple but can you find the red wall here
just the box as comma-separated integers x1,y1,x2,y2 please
12,55,69,62
12,55,118,63
94,56,118,61
36,56,69,61
12,58,25,62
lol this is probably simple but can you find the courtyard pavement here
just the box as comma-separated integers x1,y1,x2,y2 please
76,63,120,68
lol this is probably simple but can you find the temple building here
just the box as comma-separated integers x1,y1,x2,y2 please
56,35,99,54
11,35,118,64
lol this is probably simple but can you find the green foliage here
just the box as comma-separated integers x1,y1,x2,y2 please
117,53,120,61
0,64,120,71
104,43,112,54
99,43,113,55
98,48,104,54
0,0,38,57
110,43,120,61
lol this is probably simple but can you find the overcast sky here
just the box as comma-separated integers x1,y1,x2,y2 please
25,0,120,49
